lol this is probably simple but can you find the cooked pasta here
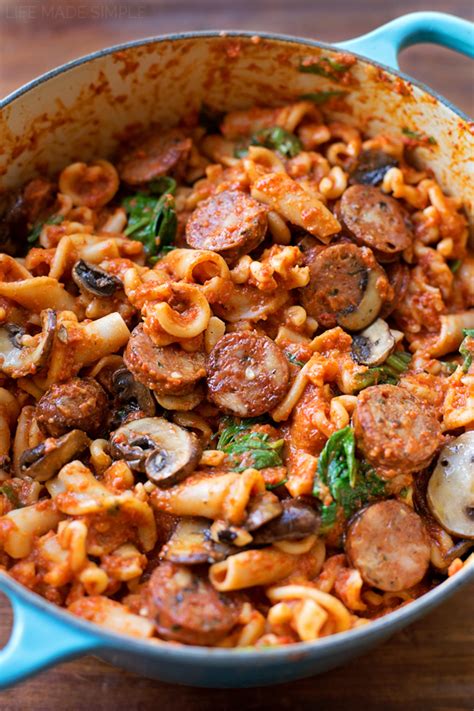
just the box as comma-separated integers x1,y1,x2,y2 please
0,102,472,650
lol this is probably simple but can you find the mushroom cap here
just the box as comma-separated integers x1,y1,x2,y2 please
352,318,396,366
72,260,122,297
427,431,474,539
110,417,202,488
0,309,56,378
19,429,90,482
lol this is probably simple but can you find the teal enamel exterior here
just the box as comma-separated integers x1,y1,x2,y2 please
0,11,472,689
337,11,474,70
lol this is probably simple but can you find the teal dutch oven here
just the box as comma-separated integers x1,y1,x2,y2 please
0,11,473,689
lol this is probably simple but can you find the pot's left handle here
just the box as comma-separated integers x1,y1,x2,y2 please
0,575,100,689
336,11,474,70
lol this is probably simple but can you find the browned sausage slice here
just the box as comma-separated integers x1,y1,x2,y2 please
379,260,410,318
340,185,412,257
36,377,108,438
124,324,206,395
207,332,290,417
118,129,192,185
346,500,431,591
144,562,242,645
299,242,385,330
354,384,442,476
185,190,267,264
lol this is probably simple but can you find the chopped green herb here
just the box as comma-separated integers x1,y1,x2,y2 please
313,426,386,532
265,477,288,490
299,90,347,104
402,127,437,145
216,417,283,472
320,501,338,531
448,259,462,273
122,177,177,261
299,56,350,80
27,214,64,245
460,329,474,373
354,351,412,390
234,143,250,159
252,126,302,158
286,352,305,368
0,484,20,508
439,360,458,373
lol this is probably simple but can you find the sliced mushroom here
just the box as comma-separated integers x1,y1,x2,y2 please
111,368,156,421
244,491,283,532
161,517,236,564
349,150,398,186
252,499,321,544
19,429,90,482
351,318,396,366
72,260,122,298
110,417,202,488
0,309,56,378
427,431,474,539
337,267,385,331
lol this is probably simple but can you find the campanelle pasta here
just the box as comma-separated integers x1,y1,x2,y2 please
0,100,472,649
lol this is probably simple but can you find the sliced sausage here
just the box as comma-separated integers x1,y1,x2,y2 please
340,185,412,257
124,324,206,395
354,384,442,476
118,129,192,185
144,562,242,645
36,377,108,438
185,190,267,265
207,332,289,417
299,242,385,330
346,500,431,591
349,150,398,187
379,261,410,318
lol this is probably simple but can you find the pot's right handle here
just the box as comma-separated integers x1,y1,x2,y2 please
336,12,474,70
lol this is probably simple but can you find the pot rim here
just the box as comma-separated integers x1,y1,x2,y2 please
0,30,471,123
0,27,472,671
1,560,472,662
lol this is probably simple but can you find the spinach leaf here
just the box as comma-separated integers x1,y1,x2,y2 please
402,127,437,145
216,416,284,473
300,90,347,104
0,484,20,508
448,259,462,273
313,426,385,532
27,214,64,245
354,351,411,390
286,352,305,367
236,126,302,159
460,329,474,373
299,56,350,80
122,177,177,260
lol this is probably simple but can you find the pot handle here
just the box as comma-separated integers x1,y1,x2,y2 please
336,11,474,70
0,574,100,689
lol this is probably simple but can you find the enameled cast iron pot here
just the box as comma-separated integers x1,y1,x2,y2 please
0,11,473,689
